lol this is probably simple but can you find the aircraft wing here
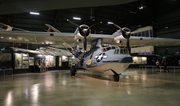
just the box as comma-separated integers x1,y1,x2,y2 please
0,31,180,47
0,31,74,44
98,36,180,47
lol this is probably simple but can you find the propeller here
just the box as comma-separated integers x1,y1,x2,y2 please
108,22,141,53
66,19,102,51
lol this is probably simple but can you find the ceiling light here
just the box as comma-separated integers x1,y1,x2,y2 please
107,22,114,24
139,6,144,10
73,17,81,20
130,11,137,14
30,12,40,15
0,37,3,39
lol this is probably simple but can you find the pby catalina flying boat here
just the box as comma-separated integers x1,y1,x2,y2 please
1,20,180,81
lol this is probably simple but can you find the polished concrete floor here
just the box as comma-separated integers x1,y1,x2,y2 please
0,68,180,106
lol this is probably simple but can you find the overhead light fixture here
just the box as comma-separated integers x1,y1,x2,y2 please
73,17,81,20
139,6,144,10
130,11,137,14
30,12,40,15
107,22,114,24
138,0,145,10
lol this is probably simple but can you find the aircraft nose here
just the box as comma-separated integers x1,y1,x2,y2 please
121,57,133,63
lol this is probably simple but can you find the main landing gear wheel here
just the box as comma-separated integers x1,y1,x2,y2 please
113,74,120,82
70,66,77,77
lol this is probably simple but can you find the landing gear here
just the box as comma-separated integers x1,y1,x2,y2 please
70,65,77,77
113,74,120,82
111,69,120,82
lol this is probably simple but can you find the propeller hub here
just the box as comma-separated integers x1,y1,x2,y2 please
79,25,90,37
122,27,131,39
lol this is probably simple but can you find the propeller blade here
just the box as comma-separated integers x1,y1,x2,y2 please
83,36,87,51
66,19,79,28
89,21,102,29
107,22,122,30
126,38,130,53
131,25,141,32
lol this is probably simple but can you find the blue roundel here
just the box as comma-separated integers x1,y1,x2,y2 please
96,53,106,62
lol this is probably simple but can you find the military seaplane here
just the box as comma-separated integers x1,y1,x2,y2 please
1,20,180,81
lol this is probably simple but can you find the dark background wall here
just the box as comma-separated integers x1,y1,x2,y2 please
153,0,180,38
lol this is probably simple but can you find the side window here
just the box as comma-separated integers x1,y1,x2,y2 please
106,47,111,51
120,49,123,54
114,49,116,54
103,48,107,52
116,49,119,54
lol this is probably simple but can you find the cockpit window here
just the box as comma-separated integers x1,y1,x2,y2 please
106,47,111,51
120,48,129,54
103,46,129,54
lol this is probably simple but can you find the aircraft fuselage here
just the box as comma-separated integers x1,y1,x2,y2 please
82,45,132,75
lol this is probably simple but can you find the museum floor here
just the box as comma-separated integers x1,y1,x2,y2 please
0,68,180,106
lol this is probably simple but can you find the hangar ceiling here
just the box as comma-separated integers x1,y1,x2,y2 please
0,0,137,15
0,0,179,35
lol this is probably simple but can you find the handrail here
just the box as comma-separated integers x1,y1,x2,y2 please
0,68,13,76
139,65,180,73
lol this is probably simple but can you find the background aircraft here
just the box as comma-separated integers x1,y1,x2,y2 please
11,46,72,56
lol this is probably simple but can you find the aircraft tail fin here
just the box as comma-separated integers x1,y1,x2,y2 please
91,38,103,49
0,22,13,31
0,22,29,31
45,24,60,32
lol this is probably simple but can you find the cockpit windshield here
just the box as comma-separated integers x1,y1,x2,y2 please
103,46,129,54
119,48,129,54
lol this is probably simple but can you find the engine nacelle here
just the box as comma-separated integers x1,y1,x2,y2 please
74,32,84,42
112,30,124,43
112,27,131,43
121,27,131,39
74,24,91,43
